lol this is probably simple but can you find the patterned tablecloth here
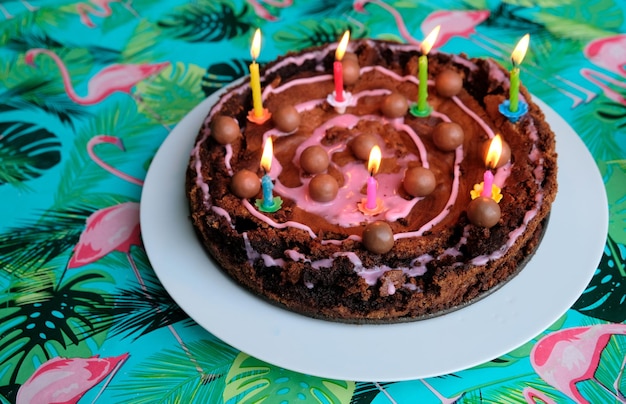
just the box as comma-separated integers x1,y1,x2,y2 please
1,0,625,403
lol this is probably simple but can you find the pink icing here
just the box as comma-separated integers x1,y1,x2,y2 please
211,206,232,225
241,199,317,238
224,144,234,175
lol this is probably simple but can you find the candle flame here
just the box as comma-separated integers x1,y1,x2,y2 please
251,28,262,60
421,25,440,55
336,31,350,61
486,135,503,168
511,33,530,66
367,145,381,175
261,136,273,172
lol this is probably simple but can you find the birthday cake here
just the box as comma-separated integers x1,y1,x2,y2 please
186,38,557,323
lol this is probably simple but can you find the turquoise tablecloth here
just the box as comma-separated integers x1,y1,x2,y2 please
1,0,625,403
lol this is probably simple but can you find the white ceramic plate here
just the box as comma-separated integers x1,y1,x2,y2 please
140,91,608,382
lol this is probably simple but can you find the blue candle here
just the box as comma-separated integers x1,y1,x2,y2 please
261,173,274,208
256,137,282,212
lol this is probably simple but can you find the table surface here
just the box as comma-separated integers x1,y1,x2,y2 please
1,0,624,403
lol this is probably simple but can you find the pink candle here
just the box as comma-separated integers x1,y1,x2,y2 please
481,170,494,198
365,145,381,210
334,60,344,102
366,175,377,209
333,31,350,103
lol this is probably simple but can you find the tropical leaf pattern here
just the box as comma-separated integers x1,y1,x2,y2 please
224,353,355,403
0,0,624,403
0,120,61,187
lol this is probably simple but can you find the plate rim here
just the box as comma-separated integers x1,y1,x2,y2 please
140,91,608,382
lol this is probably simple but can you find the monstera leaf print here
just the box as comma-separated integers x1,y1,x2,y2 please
0,271,113,387
273,19,367,52
201,59,249,97
157,0,252,43
224,353,355,403
135,61,206,126
0,120,61,187
573,235,626,323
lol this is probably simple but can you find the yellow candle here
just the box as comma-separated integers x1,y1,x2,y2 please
249,60,263,117
249,29,264,118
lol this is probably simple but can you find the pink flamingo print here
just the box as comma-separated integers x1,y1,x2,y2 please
24,48,169,106
64,135,211,380
0,0,37,20
64,135,143,277
87,135,144,187
76,0,138,28
421,9,490,49
247,0,293,21
353,0,420,44
67,200,209,379
531,324,626,403
581,34,626,106
16,354,129,404
522,386,557,404
68,201,142,272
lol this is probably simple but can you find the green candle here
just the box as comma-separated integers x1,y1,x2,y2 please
509,66,520,112
508,34,530,113
417,54,428,112
411,25,440,117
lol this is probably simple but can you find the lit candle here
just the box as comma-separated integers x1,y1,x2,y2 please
260,137,274,208
509,34,530,113
366,145,381,210
481,135,503,199
415,26,440,115
255,137,282,212
248,29,271,124
481,170,494,199
334,31,350,102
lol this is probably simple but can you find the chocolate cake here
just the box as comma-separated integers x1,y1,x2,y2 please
186,39,557,323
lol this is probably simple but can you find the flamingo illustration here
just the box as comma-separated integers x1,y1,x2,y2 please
531,324,626,403
16,354,129,404
66,199,210,379
354,0,420,44
247,0,293,21
421,9,490,48
87,135,144,187
522,386,557,404
24,48,169,106
581,34,626,106
0,0,38,20
67,201,142,269
76,0,138,28
62,135,212,380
